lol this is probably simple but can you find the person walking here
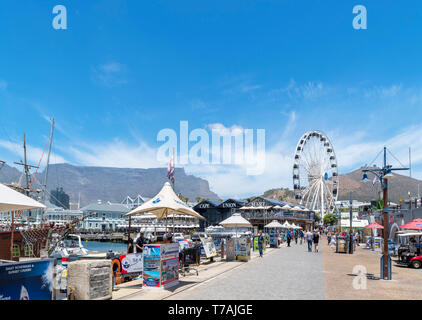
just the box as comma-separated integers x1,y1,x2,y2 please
286,229,292,247
258,230,264,257
294,230,298,244
313,230,320,252
299,229,304,245
327,232,331,246
306,230,313,252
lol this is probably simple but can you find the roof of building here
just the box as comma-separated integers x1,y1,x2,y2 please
80,202,131,213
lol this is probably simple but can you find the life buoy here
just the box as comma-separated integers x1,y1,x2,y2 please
112,258,121,273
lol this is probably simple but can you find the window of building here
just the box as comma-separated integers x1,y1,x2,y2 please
24,243,34,257
12,244,20,258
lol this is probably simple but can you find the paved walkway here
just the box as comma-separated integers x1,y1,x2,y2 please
166,241,325,300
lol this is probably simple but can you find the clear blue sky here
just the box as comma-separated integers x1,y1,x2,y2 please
1,0,422,198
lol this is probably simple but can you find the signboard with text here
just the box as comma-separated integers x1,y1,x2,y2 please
120,253,143,274
0,259,54,300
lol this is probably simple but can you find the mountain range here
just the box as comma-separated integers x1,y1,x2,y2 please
0,163,219,206
262,167,422,204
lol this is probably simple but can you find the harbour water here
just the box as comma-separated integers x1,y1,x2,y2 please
84,241,128,254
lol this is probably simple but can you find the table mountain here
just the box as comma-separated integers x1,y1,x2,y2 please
0,163,219,206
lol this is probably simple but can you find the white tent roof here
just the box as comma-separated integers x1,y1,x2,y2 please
281,204,292,210
291,206,302,211
272,205,282,209
0,183,46,213
281,221,292,229
219,213,252,228
265,220,283,228
126,182,205,221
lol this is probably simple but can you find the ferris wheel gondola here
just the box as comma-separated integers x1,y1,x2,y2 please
292,130,339,218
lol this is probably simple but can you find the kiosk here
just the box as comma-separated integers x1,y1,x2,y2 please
142,243,179,289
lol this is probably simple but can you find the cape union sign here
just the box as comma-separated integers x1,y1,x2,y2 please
221,202,237,208
198,203,211,209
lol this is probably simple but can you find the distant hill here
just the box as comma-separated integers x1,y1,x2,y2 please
262,167,422,203
337,167,421,202
0,163,219,206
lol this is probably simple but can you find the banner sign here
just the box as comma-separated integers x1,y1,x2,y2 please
143,244,179,288
200,237,217,259
161,258,179,285
143,245,161,288
120,253,143,274
0,259,54,300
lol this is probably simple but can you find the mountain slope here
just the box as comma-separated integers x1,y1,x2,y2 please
0,163,219,206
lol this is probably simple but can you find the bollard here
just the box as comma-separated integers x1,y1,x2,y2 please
221,241,225,259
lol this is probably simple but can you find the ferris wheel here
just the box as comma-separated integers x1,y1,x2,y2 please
292,130,339,217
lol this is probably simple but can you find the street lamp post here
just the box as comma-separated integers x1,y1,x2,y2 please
361,146,409,280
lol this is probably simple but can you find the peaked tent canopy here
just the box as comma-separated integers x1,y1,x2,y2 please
281,221,292,229
281,204,292,210
264,220,283,228
0,183,46,213
126,182,205,220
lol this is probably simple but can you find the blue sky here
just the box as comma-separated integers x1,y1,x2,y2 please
1,0,422,198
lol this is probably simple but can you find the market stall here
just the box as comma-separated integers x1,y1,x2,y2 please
219,213,252,261
125,182,206,288
264,220,283,248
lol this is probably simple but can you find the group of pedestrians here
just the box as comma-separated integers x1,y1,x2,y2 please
284,228,320,253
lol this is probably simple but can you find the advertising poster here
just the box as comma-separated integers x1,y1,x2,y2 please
200,237,217,259
0,259,54,300
235,237,251,261
161,243,179,260
225,239,235,261
161,258,179,285
120,253,143,274
143,245,161,287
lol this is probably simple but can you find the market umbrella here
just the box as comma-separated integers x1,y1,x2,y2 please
264,220,283,228
364,222,384,251
219,213,252,237
0,183,46,213
291,206,302,212
364,222,384,229
281,221,292,229
281,204,292,210
400,219,422,230
272,205,282,210
126,182,205,221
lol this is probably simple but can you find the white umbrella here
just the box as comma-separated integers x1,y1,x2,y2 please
302,208,310,212
281,221,292,229
272,205,282,210
126,182,205,221
0,183,46,213
219,213,252,237
265,220,283,228
281,204,292,210
291,206,302,212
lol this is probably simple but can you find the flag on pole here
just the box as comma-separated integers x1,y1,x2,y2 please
372,176,377,186
167,150,175,184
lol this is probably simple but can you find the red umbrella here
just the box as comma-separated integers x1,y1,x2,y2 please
364,222,384,229
399,219,422,230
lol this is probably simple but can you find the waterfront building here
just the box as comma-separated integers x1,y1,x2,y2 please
80,200,131,232
240,197,313,230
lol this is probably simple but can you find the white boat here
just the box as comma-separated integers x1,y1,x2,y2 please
50,234,89,258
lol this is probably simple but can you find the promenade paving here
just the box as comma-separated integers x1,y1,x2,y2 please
166,241,325,300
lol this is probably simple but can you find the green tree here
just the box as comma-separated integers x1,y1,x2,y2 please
323,213,338,226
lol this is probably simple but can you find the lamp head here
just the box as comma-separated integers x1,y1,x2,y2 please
384,170,394,178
